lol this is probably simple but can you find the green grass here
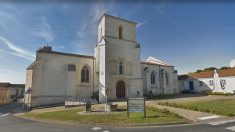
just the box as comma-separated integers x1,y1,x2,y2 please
22,107,186,124
159,99,235,116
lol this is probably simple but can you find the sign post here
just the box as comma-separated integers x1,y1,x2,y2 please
24,88,32,115
127,98,146,118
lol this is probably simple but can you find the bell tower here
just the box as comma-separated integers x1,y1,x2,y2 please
96,14,143,103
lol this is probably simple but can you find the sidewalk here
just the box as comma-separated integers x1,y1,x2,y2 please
155,105,225,122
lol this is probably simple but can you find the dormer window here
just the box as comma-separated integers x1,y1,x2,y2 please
119,26,122,39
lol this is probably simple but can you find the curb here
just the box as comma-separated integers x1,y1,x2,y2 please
13,114,191,128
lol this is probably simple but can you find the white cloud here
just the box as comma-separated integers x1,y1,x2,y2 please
77,1,116,39
0,5,54,43
0,35,35,61
230,59,235,67
74,1,116,55
32,16,54,42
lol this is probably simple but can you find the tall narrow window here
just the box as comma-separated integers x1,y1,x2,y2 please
119,62,123,75
165,72,169,85
151,71,155,84
81,66,89,82
119,26,122,39
100,28,102,37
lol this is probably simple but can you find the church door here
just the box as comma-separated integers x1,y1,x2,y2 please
116,81,125,99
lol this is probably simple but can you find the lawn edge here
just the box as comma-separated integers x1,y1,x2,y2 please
13,113,189,128
158,101,234,117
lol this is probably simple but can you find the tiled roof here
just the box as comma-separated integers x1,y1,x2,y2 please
185,68,235,79
178,75,192,80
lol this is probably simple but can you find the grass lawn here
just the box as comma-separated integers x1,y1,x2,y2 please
22,107,186,125
159,99,235,116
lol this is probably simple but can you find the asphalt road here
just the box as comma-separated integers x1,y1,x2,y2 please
0,103,235,132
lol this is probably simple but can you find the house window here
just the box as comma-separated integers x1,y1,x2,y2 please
119,62,123,75
220,79,226,90
151,72,155,84
81,66,89,82
199,81,203,87
220,79,226,85
209,80,214,86
119,26,122,39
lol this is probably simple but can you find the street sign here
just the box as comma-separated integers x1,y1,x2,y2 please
127,98,146,118
24,88,32,94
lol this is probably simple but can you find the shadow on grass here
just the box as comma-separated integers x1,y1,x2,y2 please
146,93,208,100
116,109,126,112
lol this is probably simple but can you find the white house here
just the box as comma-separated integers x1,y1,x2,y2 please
179,69,235,94
24,14,179,107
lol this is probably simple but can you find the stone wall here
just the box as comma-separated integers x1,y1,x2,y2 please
27,52,96,107
141,63,179,96
97,14,143,102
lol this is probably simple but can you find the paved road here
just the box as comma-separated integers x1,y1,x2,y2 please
0,103,235,132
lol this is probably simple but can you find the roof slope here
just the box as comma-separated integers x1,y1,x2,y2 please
37,50,94,59
184,68,235,79
144,56,172,66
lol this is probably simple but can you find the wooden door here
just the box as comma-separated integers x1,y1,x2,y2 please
116,81,125,98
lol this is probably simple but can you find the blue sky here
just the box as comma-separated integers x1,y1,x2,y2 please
0,0,235,83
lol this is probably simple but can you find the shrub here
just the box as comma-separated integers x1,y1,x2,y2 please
206,91,234,96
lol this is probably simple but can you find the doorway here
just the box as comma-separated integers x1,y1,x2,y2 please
116,81,125,99
189,81,194,91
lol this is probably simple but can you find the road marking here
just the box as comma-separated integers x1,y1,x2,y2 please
208,119,235,126
226,126,235,131
103,131,110,132
0,113,10,117
198,115,220,120
92,127,102,131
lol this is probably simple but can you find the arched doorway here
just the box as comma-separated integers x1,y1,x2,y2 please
116,81,125,99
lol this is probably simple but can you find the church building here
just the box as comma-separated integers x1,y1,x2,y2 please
25,14,179,107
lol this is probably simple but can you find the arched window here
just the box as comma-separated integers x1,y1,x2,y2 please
119,26,122,39
151,71,155,84
81,66,89,82
119,62,123,75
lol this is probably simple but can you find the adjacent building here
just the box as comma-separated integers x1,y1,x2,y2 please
0,83,25,105
25,14,179,107
179,69,235,94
